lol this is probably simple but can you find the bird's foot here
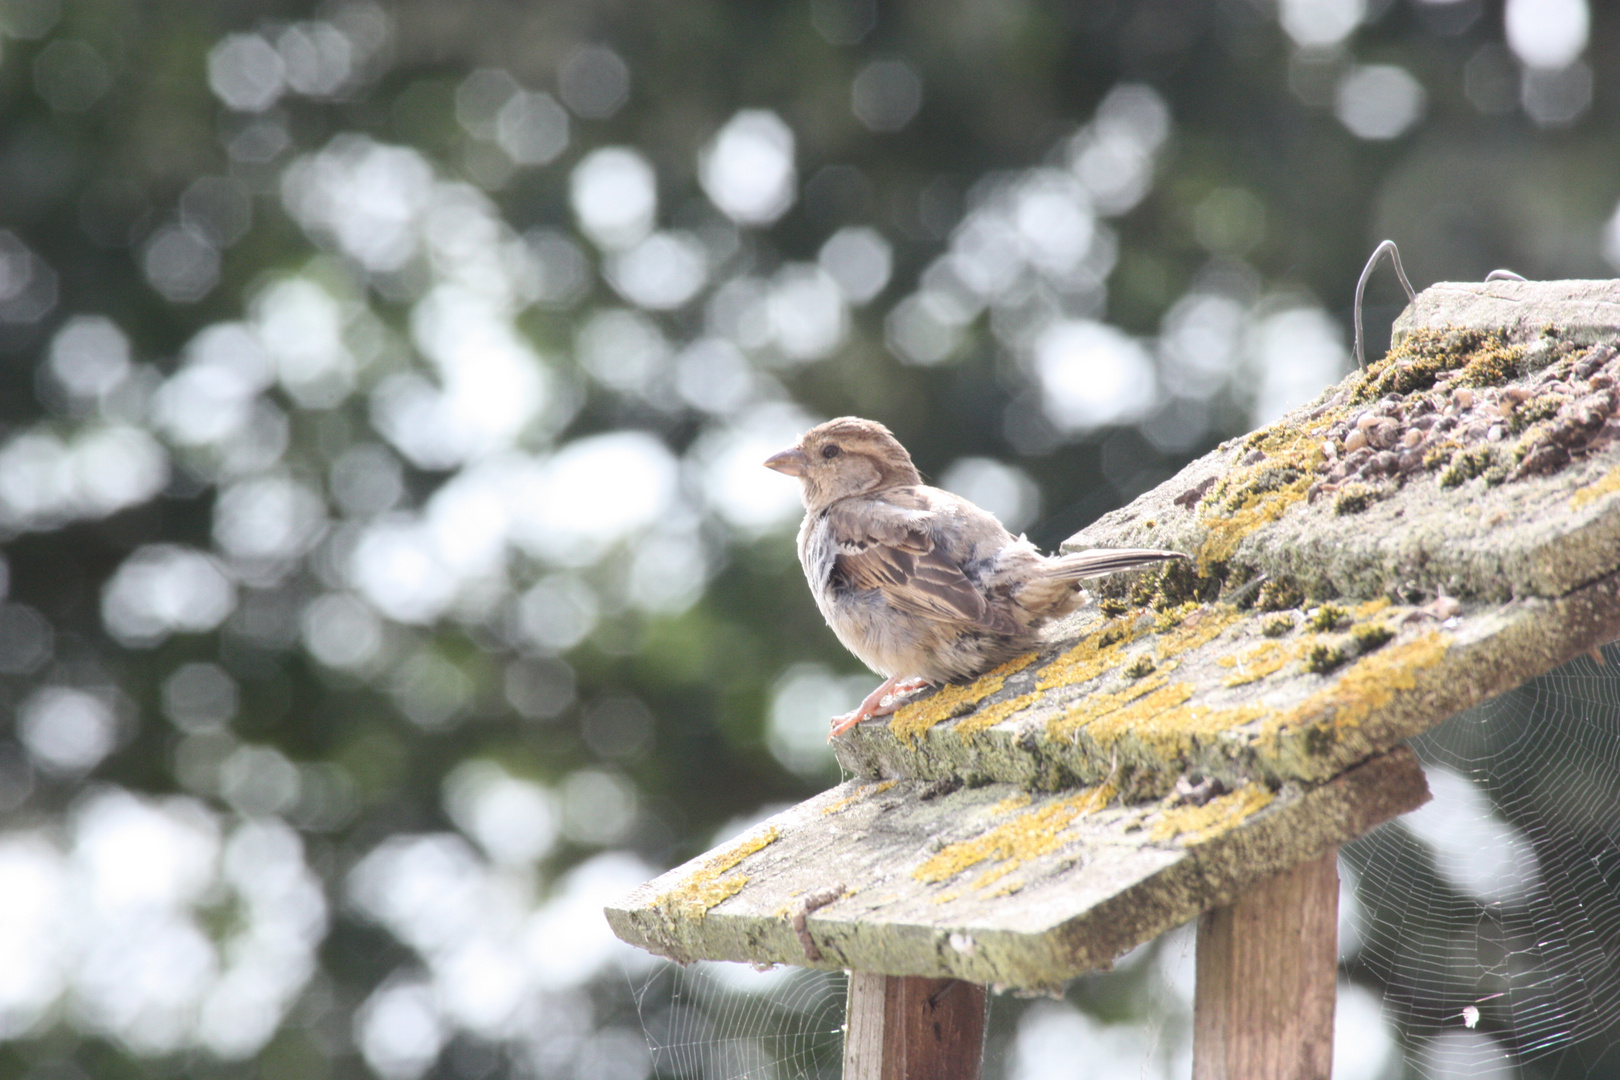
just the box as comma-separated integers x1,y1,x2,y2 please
828,676,930,739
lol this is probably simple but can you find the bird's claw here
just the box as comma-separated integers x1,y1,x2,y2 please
828,677,929,739
827,709,867,739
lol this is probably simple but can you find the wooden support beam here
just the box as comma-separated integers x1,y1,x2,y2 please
1193,846,1340,1080
843,973,988,1080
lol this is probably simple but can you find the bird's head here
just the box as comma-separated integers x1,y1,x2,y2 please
763,417,922,510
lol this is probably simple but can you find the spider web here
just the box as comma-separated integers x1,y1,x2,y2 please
626,931,1197,1080
629,960,847,1079
1343,640,1620,1079
629,643,1620,1079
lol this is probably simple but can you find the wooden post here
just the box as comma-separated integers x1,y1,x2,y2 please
843,973,988,1080
1193,846,1340,1080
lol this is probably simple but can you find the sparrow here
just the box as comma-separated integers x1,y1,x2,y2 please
765,417,1187,737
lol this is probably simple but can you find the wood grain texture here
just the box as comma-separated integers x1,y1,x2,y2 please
1193,847,1340,1080
606,748,1426,989
844,974,987,1080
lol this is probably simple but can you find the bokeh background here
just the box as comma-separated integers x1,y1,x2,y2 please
0,0,1617,1077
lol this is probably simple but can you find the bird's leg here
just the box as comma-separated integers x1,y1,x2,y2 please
886,676,929,700
828,676,930,739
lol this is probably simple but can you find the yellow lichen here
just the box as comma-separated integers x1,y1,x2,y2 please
1048,678,1196,744
913,785,1113,889
1149,783,1275,845
1351,597,1392,619
1218,640,1303,687
1154,606,1242,662
1196,422,1333,573
1122,702,1269,753
1571,463,1620,511
889,653,1037,744
951,607,1242,746
1035,618,1143,693
1052,623,1275,753
1198,478,1313,571
820,779,898,816
1263,632,1449,746
652,825,780,921
954,691,1043,740
1077,682,1203,745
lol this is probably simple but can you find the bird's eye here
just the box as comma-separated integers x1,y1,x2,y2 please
822,444,841,459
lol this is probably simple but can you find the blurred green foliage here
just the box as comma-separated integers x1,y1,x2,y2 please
0,1,1616,1078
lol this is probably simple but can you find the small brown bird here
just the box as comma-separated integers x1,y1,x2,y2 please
765,417,1187,737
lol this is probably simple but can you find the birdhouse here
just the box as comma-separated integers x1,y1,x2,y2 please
607,279,1620,1079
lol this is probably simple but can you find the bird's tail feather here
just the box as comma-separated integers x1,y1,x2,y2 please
1049,548,1187,580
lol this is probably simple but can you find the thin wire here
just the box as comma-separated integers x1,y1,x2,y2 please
1353,239,1418,372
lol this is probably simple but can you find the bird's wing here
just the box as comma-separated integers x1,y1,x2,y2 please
823,494,992,628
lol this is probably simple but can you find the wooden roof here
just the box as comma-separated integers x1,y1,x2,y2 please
607,280,1620,989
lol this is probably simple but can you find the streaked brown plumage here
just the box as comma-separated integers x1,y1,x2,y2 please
765,417,1187,736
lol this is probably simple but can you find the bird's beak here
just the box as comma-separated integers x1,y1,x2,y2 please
763,447,809,477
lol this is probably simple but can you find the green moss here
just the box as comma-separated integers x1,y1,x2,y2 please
1154,602,1200,632
1353,327,1526,405
1439,445,1498,488
1257,578,1304,612
1512,423,1565,464
1352,328,1467,402
1333,483,1378,516
1507,394,1559,434
1455,334,1528,386
1308,604,1348,632
1423,440,1459,472
1262,615,1295,638
1098,597,1132,617
1115,557,1223,615
1124,655,1156,679
1350,623,1395,653
1212,465,1304,513
1305,643,1347,674
1129,570,1160,608
1196,421,1326,576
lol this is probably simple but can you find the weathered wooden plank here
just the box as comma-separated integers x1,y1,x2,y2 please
1070,282,1620,605
605,747,1426,989
831,567,1620,800
1391,279,1620,348
844,974,987,1080
1193,848,1339,1080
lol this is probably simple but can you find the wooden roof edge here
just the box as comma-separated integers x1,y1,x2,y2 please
832,566,1620,795
603,747,1429,988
